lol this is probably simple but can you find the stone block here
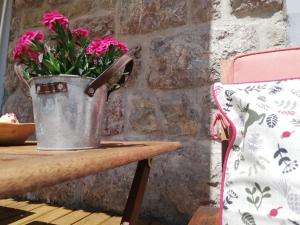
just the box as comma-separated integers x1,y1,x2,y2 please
209,24,258,81
120,0,187,34
158,92,200,136
15,0,43,8
126,45,142,88
127,93,160,134
102,92,124,136
21,7,45,28
71,15,114,39
20,0,96,29
2,89,33,123
230,0,283,17
191,0,221,23
147,26,211,89
4,64,19,95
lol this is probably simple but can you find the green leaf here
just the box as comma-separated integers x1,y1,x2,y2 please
252,187,256,194
246,197,254,204
254,196,260,204
23,70,31,80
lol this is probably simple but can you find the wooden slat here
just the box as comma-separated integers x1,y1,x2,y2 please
8,205,57,225
0,200,44,224
0,198,15,206
18,202,44,211
51,210,91,225
29,207,73,223
0,199,166,225
100,216,122,225
73,212,111,225
0,141,181,198
4,200,28,209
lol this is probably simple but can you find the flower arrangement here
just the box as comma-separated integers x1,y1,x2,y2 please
13,11,128,80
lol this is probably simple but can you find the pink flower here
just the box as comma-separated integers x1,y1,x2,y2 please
13,45,25,61
103,36,128,53
13,31,45,63
86,39,110,57
115,42,128,54
71,27,89,39
43,11,69,31
18,31,44,46
86,36,128,58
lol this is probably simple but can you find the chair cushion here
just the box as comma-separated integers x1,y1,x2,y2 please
212,79,300,225
221,48,300,84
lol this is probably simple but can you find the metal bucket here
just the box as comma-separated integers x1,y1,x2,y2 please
15,55,134,151
29,75,106,150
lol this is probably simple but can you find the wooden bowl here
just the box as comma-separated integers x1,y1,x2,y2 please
0,123,35,145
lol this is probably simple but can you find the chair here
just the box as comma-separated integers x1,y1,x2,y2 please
188,47,300,225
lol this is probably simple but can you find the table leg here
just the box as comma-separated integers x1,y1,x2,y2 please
121,159,152,225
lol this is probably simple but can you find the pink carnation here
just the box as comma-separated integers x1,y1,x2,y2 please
71,27,89,39
13,45,25,61
86,39,110,57
43,11,69,31
18,31,44,46
13,31,45,63
103,36,128,53
115,42,128,54
86,36,128,58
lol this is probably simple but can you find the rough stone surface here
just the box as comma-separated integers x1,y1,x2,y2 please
209,23,259,81
126,45,142,88
147,26,211,89
128,94,160,134
191,0,221,22
2,0,288,224
2,90,33,123
158,93,200,136
4,64,20,95
230,0,283,17
120,0,187,34
102,92,124,137
15,0,43,8
71,15,114,38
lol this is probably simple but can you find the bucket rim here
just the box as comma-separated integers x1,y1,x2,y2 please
28,74,95,85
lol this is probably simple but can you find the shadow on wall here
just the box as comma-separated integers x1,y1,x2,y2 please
4,0,286,224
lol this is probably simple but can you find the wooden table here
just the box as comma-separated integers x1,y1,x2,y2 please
0,141,181,225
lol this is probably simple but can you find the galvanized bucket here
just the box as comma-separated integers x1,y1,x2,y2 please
15,55,133,150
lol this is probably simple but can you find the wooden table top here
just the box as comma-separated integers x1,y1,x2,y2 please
0,141,181,198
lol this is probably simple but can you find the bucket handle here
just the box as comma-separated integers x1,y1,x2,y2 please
14,63,31,90
85,54,134,98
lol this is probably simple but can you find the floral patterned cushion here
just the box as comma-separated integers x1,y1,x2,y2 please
212,79,300,225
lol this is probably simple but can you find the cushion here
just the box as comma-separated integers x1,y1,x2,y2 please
213,79,300,225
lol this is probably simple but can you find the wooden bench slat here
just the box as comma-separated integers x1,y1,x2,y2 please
51,210,91,225
73,212,111,225
99,216,121,225
31,207,73,223
8,205,57,225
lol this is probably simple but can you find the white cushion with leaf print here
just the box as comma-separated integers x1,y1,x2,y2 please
212,79,300,225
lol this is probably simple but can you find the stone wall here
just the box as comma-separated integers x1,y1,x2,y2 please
2,0,287,224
